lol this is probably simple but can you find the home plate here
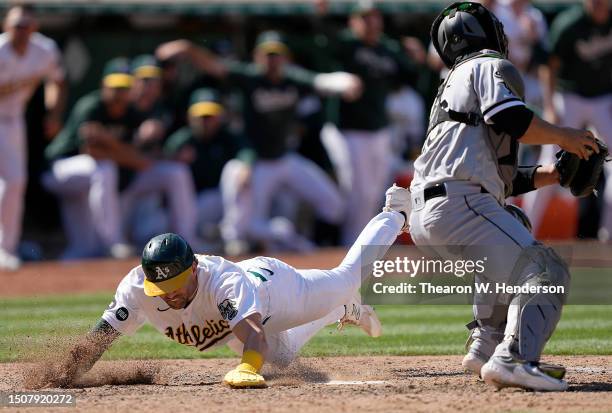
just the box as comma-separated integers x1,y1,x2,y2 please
325,380,387,386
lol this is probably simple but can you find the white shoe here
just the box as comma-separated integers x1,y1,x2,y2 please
0,249,21,271
462,352,487,376
481,356,568,391
337,293,382,337
382,183,411,232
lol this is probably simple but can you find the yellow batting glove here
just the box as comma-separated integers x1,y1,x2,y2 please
223,363,266,388
223,350,266,388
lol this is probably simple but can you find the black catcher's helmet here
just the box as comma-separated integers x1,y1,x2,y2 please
431,2,508,68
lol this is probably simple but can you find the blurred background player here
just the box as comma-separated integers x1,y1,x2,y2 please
522,0,611,239
163,88,252,247
44,58,201,259
319,2,421,245
157,31,361,253
0,3,66,269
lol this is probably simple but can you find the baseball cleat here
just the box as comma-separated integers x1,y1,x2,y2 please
337,293,382,337
382,183,411,232
462,352,487,377
0,249,21,271
481,356,568,392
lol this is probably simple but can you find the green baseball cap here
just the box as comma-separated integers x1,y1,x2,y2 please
255,31,290,56
188,88,224,117
131,54,162,79
102,57,134,89
141,233,195,297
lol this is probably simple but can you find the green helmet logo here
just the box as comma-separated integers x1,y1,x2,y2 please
141,233,194,297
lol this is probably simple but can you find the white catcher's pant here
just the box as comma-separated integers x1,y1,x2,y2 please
228,210,404,366
522,92,612,236
409,181,548,361
0,115,27,254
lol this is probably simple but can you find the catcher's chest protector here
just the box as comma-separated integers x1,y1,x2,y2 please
426,51,521,196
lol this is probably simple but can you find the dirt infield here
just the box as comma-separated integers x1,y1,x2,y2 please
2,356,612,412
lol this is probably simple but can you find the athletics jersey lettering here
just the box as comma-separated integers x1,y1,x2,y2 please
252,87,299,113
164,320,231,350
101,255,265,352
354,47,398,77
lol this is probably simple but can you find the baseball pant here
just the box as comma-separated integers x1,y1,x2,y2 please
321,126,392,246
121,161,199,247
0,115,27,255
522,92,612,237
228,210,404,365
223,154,343,249
409,181,562,362
43,155,122,258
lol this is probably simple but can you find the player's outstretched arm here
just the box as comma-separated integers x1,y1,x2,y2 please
519,115,598,160
223,313,268,388
155,40,227,78
28,319,119,389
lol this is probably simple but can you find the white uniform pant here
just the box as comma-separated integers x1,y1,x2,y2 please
523,92,612,236
221,154,344,249
228,210,404,366
0,116,27,254
44,155,199,258
322,126,392,245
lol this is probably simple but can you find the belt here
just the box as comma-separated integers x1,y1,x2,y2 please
423,183,488,202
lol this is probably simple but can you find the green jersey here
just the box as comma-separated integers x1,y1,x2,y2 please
45,90,143,161
550,7,612,97
164,126,249,192
225,61,316,159
331,31,417,131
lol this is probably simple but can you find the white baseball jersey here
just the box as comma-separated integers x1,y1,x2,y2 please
102,255,270,351
412,51,526,202
0,32,64,117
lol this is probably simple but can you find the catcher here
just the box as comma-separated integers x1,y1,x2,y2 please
412,1,607,392
30,185,411,389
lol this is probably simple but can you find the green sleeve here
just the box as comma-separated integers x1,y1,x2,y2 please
225,60,258,88
549,8,578,59
385,37,418,86
163,127,192,157
44,93,100,161
285,65,317,94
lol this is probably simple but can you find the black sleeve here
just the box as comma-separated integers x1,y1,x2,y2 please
511,165,540,196
91,318,121,337
489,105,534,140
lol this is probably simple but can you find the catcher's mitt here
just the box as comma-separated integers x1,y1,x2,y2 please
555,139,609,198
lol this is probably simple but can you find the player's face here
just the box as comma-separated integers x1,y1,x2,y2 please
257,52,286,76
4,8,37,48
132,77,162,105
351,10,383,44
160,271,197,309
585,0,609,24
103,86,132,112
189,114,222,139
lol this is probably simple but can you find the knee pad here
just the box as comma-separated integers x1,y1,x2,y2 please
507,244,570,361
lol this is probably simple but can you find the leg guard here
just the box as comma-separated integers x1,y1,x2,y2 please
505,245,570,361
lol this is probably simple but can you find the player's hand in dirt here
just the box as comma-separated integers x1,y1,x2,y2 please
223,364,267,388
